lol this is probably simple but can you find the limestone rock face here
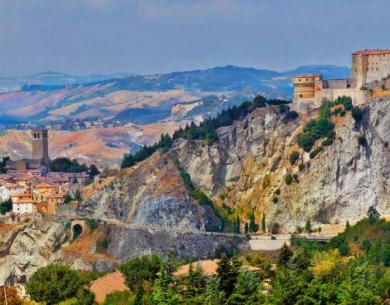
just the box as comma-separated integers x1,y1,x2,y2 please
172,101,390,230
105,225,247,262
77,153,222,231
0,215,70,285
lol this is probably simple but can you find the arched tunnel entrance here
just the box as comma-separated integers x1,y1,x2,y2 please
70,220,89,240
72,224,83,239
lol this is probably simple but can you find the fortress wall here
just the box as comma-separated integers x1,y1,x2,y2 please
318,89,367,105
325,79,356,89
366,54,390,83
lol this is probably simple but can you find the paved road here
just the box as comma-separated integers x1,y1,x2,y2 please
249,233,336,251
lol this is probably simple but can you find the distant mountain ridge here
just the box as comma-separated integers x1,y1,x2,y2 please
0,71,136,91
0,64,351,129
1,65,350,93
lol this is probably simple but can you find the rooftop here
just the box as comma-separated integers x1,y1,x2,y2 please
291,74,322,79
36,183,56,188
352,49,390,56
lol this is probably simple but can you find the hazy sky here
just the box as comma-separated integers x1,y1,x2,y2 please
1,0,389,76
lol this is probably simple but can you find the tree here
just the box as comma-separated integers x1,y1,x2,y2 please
26,264,82,305
216,253,240,297
88,164,100,178
0,198,12,214
261,213,266,233
305,219,313,233
337,263,382,305
367,206,380,224
151,260,179,305
254,95,266,108
289,151,300,165
288,247,312,272
227,272,261,305
233,216,240,234
204,276,224,305
248,211,259,234
244,223,249,234
278,243,293,267
0,156,10,173
184,263,205,301
120,255,161,290
351,107,364,122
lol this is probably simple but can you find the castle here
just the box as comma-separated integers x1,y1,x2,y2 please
292,49,390,111
6,129,50,174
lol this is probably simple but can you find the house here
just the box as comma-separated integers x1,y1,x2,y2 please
12,198,37,214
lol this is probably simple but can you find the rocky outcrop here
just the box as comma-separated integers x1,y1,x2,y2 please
77,153,222,231
0,214,248,284
171,100,390,230
105,225,247,262
0,215,70,285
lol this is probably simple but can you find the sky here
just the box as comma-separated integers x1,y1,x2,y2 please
0,0,389,77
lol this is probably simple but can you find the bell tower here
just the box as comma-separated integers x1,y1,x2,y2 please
31,129,49,168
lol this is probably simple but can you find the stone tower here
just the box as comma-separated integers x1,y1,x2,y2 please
31,129,49,168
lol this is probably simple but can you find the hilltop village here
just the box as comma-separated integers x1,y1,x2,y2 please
0,129,91,215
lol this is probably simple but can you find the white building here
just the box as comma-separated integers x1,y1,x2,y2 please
12,199,36,214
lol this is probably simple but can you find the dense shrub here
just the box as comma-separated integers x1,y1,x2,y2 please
26,265,82,304
322,138,334,146
85,218,100,231
297,118,335,152
50,158,98,177
289,151,300,165
285,111,299,120
309,147,323,159
334,96,353,111
298,163,305,172
119,255,161,289
351,106,364,122
284,173,293,185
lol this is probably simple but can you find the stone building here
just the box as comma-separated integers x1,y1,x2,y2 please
352,49,390,88
292,49,390,112
6,129,50,174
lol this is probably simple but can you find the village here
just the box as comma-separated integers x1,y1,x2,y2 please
0,129,91,215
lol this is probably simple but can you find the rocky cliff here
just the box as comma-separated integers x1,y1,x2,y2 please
0,215,69,285
171,99,390,230
76,152,222,231
0,214,246,285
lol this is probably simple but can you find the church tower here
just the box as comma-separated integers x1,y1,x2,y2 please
31,129,49,169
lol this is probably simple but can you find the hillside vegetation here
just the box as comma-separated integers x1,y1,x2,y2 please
121,96,295,168
23,210,390,305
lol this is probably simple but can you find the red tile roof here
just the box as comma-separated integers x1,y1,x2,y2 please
352,49,390,56
291,74,322,78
